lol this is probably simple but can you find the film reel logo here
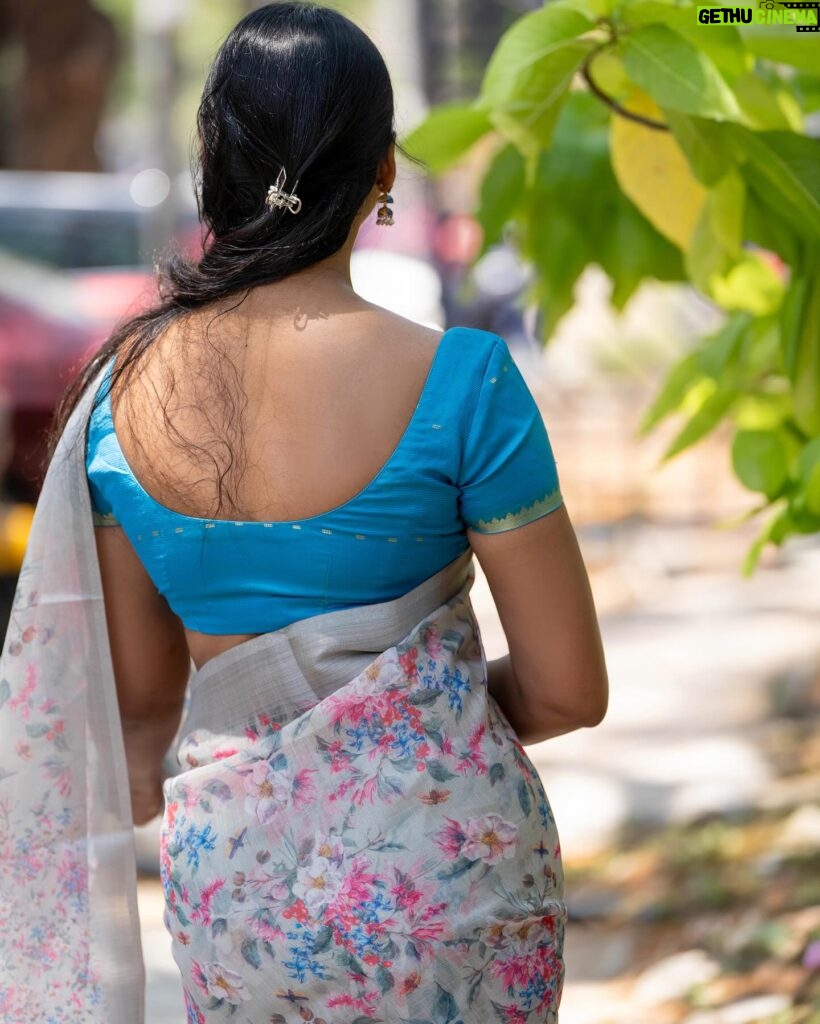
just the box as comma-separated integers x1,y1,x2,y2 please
759,0,820,29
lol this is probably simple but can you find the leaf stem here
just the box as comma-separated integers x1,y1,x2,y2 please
581,40,670,132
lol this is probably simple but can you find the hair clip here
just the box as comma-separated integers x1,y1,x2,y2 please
265,167,302,214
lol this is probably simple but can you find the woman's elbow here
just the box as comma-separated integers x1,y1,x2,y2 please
532,670,609,733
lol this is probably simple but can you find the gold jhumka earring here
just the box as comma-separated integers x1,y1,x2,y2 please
376,188,394,226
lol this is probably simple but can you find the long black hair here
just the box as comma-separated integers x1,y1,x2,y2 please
47,1,399,517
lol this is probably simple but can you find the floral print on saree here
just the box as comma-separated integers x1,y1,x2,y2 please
162,579,565,1023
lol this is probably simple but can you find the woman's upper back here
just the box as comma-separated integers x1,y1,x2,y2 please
85,304,564,635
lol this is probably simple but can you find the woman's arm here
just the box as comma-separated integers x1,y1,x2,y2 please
468,503,609,745
93,524,191,824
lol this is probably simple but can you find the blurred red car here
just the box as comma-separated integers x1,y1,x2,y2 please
0,169,201,502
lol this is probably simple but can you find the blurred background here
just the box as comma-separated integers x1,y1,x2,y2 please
0,1,818,1022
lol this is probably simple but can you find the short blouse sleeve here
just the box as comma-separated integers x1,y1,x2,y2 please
458,336,563,534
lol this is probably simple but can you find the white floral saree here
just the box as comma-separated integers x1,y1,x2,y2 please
0,365,566,1024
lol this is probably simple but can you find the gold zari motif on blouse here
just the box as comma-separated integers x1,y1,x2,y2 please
472,485,563,534
91,509,120,527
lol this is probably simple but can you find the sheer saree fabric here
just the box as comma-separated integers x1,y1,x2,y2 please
1,364,567,1023
0,363,144,1023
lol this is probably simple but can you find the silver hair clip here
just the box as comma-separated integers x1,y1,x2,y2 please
265,167,302,214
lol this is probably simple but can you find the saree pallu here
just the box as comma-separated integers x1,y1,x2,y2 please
0,364,566,1023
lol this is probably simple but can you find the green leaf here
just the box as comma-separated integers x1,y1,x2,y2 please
639,351,703,434
312,925,333,954
427,759,456,783
481,3,594,104
727,127,820,239
732,73,803,132
624,0,747,78
793,71,820,114
432,982,459,1024
742,187,800,267
740,28,820,75
610,90,708,250
518,779,533,817
685,201,735,297
662,382,738,461
375,965,395,994
665,111,731,186
488,41,595,153
401,103,492,174
789,273,820,435
476,143,526,251
696,313,750,378
709,169,745,258
732,429,789,498
796,438,820,514
711,253,785,317
619,25,742,120
781,276,811,380
241,938,262,969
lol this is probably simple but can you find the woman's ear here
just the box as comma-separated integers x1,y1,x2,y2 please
378,139,397,194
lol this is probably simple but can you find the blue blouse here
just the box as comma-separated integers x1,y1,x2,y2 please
85,326,563,634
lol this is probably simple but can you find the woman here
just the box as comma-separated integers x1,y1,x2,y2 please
0,4,608,1022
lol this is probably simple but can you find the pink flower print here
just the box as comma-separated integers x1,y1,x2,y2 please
292,767,318,808
293,855,344,913
434,817,467,861
389,869,423,913
421,625,443,658
184,990,207,1024
461,814,518,865
190,878,225,926
327,855,379,919
191,960,249,1005
242,760,292,824
398,646,419,680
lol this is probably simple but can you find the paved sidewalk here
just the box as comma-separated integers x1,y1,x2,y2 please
138,523,820,1022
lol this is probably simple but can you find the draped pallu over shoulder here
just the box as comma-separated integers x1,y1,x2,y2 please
0,365,566,1023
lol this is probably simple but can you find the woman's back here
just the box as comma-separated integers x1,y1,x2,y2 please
107,295,447,525
86,288,565,668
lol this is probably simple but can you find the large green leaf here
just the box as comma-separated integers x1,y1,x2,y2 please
400,103,492,174
623,0,747,79
725,126,820,239
619,24,742,120
480,2,596,154
487,40,595,154
610,91,708,250
481,3,594,104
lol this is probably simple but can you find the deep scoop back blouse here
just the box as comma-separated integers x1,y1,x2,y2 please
85,325,563,634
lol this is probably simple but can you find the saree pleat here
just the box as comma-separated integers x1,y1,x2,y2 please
0,363,566,1024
